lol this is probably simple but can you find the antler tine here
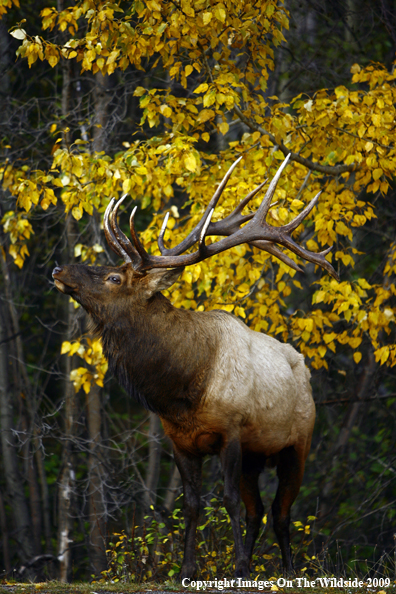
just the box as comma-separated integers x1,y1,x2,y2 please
210,155,243,204
110,195,141,264
255,152,291,224
251,240,303,272
158,211,170,253
278,236,339,280
282,191,321,233
199,208,214,254
104,198,133,263
158,156,243,256
208,180,267,237
129,206,156,270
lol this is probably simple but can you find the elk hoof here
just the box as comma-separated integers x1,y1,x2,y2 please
180,563,197,581
234,559,250,578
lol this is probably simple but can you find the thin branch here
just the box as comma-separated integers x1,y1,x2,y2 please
315,392,396,406
330,125,394,150
233,104,359,175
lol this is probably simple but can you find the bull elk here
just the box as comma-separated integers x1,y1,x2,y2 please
53,154,338,579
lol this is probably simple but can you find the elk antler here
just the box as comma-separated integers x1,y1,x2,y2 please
103,154,339,280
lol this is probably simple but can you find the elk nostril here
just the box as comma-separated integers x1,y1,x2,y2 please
52,266,63,277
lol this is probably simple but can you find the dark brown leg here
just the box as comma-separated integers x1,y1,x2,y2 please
272,446,305,575
173,445,202,581
240,472,264,563
220,440,250,578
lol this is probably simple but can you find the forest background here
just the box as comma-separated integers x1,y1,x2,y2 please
0,0,396,584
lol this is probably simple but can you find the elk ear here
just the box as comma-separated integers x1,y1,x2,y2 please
144,267,185,295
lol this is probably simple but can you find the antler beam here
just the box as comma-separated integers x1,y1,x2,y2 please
103,155,339,280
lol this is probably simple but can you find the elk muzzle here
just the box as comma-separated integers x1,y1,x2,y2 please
52,266,78,295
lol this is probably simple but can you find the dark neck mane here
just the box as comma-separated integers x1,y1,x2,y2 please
97,293,216,424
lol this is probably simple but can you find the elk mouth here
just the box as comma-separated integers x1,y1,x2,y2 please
53,278,77,294
52,267,78,295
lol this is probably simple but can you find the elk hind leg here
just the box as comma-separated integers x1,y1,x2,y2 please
221,439,250,578
272,446,305,576
173,445,202,581
240,471,264,564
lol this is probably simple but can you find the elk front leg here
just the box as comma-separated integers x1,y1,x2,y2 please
220,440,250,578
240,472,264,563
173,445,202,581
272,446,305,575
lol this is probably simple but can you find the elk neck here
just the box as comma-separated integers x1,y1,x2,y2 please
98,292,217,425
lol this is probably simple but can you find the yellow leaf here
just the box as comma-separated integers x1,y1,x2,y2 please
357,278,371,289
197,109,215,123
123,179,132,193
305,319,314,332
194,83,209,94
214,7,226,22
202,11,212,25
184,153,197,172
372,168,383,181
323,332,337,344
353,352,362,364
83,381,91,394
381,347,390,364
218,121,229,135
61,341,71,354
10,28,27,40
160,104,172,118
69,342,82,356
72,206,83,220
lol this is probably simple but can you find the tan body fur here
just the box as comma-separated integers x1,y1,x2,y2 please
162,310,315,461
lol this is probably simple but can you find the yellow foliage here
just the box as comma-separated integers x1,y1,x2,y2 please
3,1,396,378
61,337,108,392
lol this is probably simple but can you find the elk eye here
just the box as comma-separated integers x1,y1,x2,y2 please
108,275,121,285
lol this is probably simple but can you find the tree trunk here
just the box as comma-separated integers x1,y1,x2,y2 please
0,488,11,573
0,299,35,562
143,413,163,510
92,72,110,154
36,445,52,554
25,435,43,555
82,71,111,575
57,216,79,582
319,351,376,519
86,382,107,576
163,462,181,513
57,459,75,582
0,202,50,564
